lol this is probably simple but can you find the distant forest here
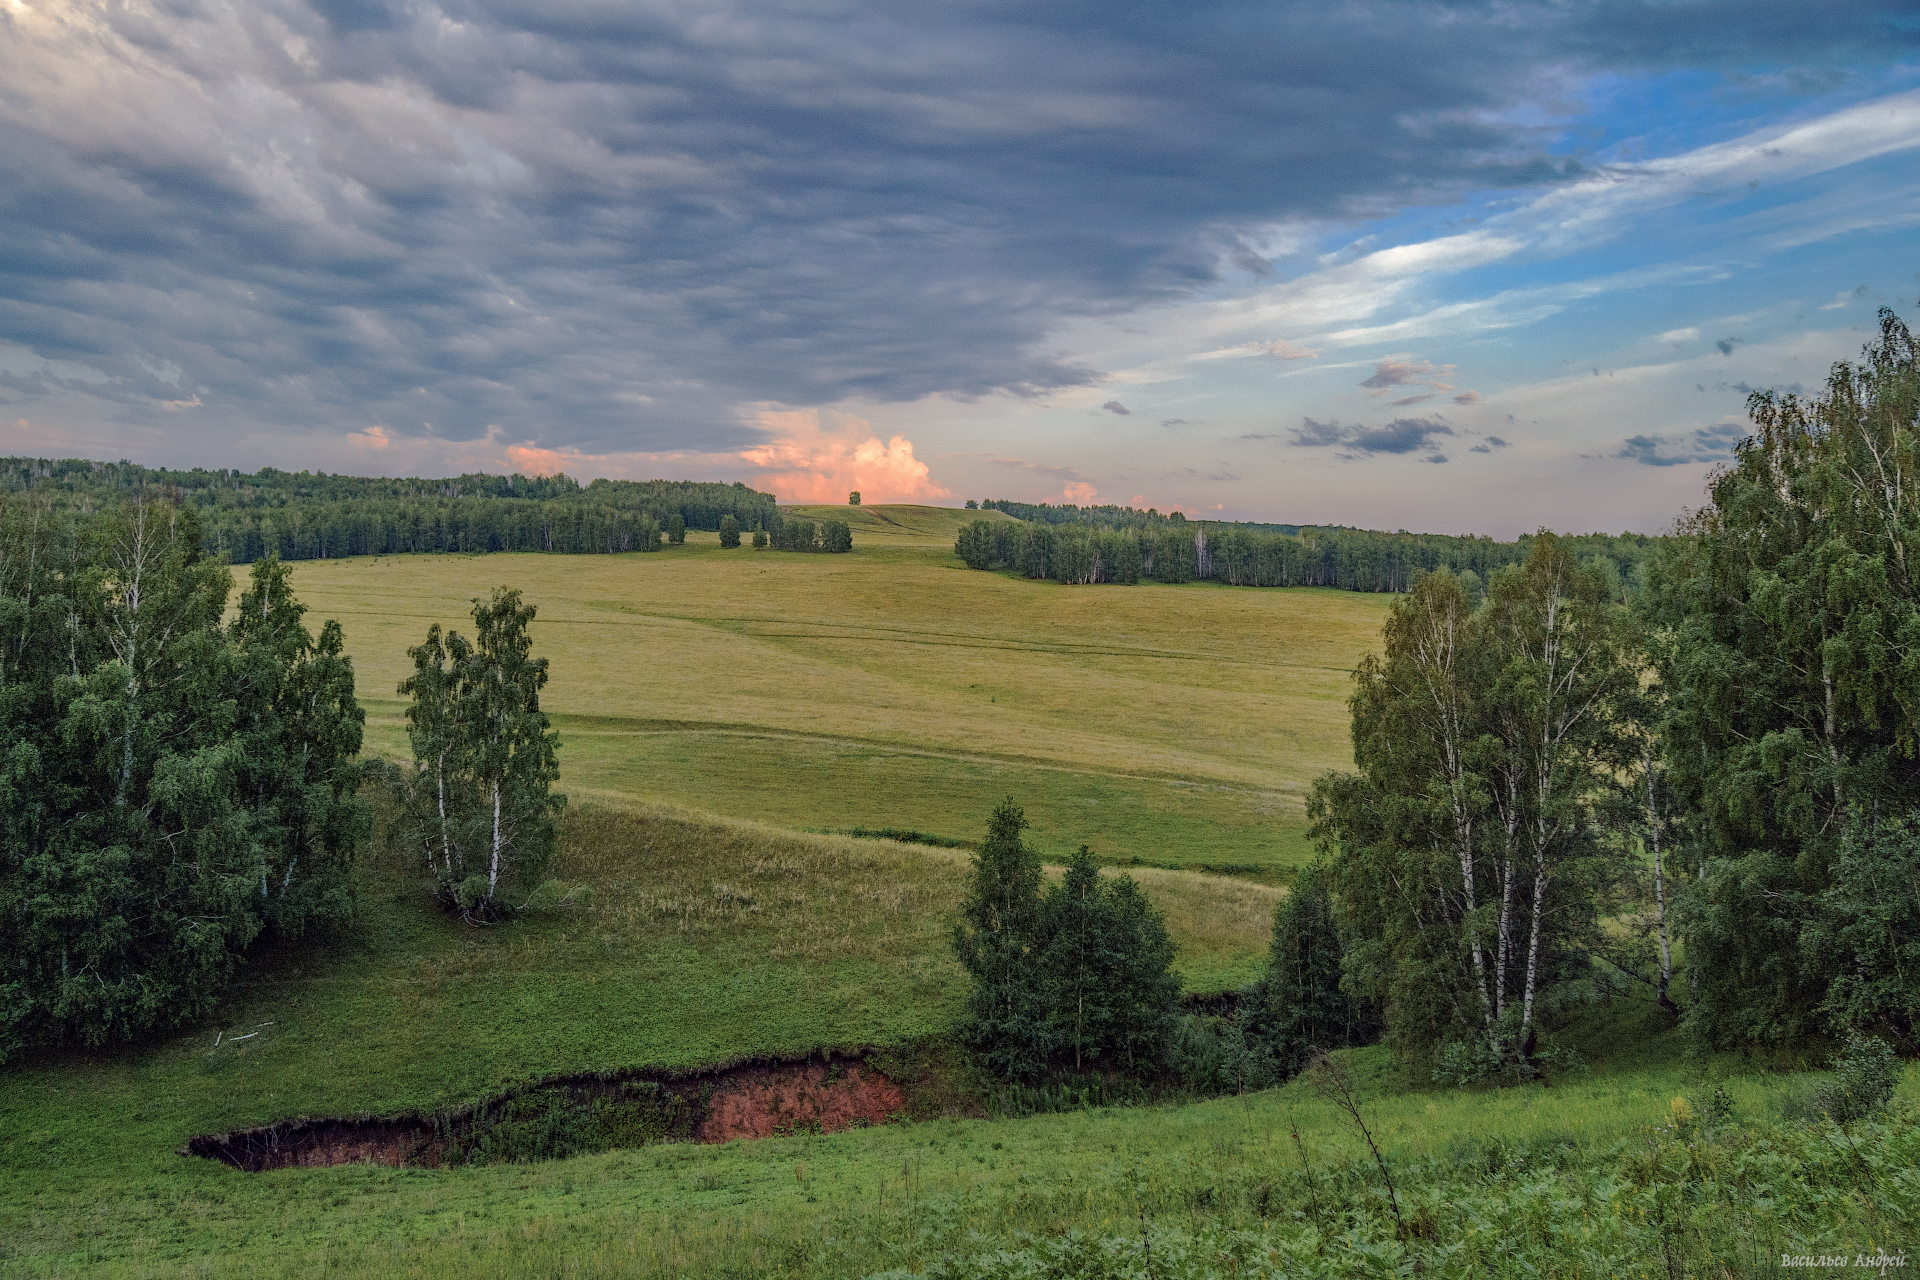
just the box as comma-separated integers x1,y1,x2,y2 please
0,459,798,561
0,455,1646,587
963,504,1655,596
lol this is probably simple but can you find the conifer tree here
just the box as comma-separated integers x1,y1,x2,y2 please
1041,846,1179,1071
1244,863,1371,1073
718,514,741,548
952,798,1049,1078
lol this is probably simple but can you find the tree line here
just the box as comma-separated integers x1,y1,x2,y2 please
0,461,859,563
957,514,1652,596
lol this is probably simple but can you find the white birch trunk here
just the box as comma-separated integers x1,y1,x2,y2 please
488,780,502,900
1646,744,1672,1006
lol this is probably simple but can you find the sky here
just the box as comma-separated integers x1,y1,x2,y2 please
3,1,1918,536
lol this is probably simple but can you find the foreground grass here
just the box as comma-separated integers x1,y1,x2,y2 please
285,527,1388,873
9,1042,1912,1278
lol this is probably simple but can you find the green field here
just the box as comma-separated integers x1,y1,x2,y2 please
285,515,1389,873
5,514,1908,1278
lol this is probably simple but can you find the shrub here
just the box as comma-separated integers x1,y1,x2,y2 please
1814,1033,1899,1123
666,511,686,544
719,514,741,548
752,528,768,549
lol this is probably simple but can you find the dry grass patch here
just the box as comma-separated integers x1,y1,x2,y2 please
288,544,1385,871
558,798,1275,990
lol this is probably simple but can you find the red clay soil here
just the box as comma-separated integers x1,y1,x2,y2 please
187,1118,442,1171
188,1052,908,1170
697,1061,906,1141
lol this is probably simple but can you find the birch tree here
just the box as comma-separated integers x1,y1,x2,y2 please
398,589,562,917
1314,544,1631,1078
1,504,366,1062
1650,309,1920,1047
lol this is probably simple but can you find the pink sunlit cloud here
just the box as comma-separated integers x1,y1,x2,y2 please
740,409,951,504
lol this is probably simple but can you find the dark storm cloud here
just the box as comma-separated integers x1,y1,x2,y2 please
2,0,1915,454
1102,401,1133,415
1616,421,1748,466
1291,416,1454,457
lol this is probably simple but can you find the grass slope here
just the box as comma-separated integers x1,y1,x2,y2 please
779,502,1018,546
286,539,1387,873
0,799,1291,1275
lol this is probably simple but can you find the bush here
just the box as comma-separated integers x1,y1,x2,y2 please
718,514,741,548
752,528,768,549
666,511,686,544
1166,1012,1283,1094
1815,1033,1900,1123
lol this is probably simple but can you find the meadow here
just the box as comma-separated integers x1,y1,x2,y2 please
286,508,1390,874
5,509,1910,1278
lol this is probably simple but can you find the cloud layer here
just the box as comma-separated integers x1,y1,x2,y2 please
4,0,1914,467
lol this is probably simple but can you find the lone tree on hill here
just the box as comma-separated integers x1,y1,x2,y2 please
399,588,563,916
849,490,861,505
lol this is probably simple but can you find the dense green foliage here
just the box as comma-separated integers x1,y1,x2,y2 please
1242,864,1376,1076
718,514,741,548
775,515,854,552
1651,310,1920,1054
395,589,563,915
0,502,366,1063
958,515,1652,594
1311,539,1636,1077
953,801,1182,1080
0,458,778,562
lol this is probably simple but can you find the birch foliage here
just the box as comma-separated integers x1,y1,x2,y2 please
0,504,366,1061
1651,309,1920,1048
397,588,562,916
1312,536,1633,1076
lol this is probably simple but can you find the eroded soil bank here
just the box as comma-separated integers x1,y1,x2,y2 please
185,1051,907,1171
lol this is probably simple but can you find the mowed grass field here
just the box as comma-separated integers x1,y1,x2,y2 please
287,508,1389,873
